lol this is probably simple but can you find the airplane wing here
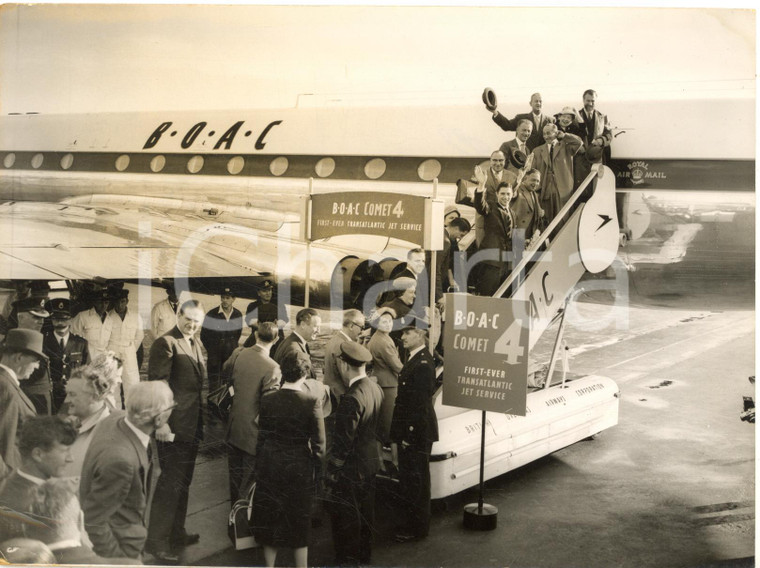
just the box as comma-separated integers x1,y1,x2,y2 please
0,200,288,280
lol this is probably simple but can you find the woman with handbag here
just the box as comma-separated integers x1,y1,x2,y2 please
251,350,326,568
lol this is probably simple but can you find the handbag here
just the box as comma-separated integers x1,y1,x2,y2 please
228,481,258,550
207,383,234,422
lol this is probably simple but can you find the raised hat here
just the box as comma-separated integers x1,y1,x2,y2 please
509,150,527,170
48,297,71,317
339,341,373,367
482,88,498,112
13,297,50,318
3,328,48,360
585,146,604,163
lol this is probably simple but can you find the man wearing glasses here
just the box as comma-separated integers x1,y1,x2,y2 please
80,380,175,561
322,309,366,401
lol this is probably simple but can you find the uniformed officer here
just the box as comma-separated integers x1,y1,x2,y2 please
326,342,383,566
390,318,439,542
243,279,288,349
44,298,89,413
201,286,243,393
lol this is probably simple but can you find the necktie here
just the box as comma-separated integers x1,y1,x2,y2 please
145,443,154,491
60,337,65,352
100,312,106,323
550,143,555,162
305,342,311,356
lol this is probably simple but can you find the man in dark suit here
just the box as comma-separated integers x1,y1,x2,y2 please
511,168,544,249
0,415,77,540
490,92,554,150
273,307,321,373
146,299,206,563
43,298,89,414
80,381,174,560
390,320,438,542
225,322,280,502
0,329,47,480
326,342,383,566
200,287,243,393
473,167,517,296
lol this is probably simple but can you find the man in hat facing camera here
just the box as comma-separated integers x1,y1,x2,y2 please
326,342,383,566
106,289,144,395
0,329,48,480
44,298,89,414
201,287,243,393
390,320,438,543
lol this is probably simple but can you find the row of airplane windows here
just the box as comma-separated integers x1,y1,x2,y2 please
0,151,445,181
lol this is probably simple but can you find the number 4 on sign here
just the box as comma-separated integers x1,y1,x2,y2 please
392,200,404,218
493,319,525,364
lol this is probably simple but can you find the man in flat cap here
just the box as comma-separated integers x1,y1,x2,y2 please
12,296,53,414
106,289,144,396
0,329,48,480
44,298,89,414
390,319,438,543
326,342,383,566
201,287,243,394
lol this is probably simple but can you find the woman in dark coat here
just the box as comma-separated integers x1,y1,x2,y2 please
252,350,326,568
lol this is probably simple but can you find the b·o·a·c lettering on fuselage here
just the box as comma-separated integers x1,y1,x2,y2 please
142,119,284,151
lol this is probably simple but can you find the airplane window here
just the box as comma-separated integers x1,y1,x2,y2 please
315,157,336,178
60,154,74,170
269,157,289,176
31,153,44,169
364,158,386,180
115,154,130,172
417,159,441,181
2,153,15,168
150,155,166,173
187,156,204,174
227,156,245,175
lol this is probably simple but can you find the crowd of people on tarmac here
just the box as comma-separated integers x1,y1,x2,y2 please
0,89,611,567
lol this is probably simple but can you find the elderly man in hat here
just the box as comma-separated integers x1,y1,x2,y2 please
11,297,53,414
201,287,243,394
106,289,144,395
0,329,48,480
43,298,89,414
71,289,114,362
326,341,383,566
390,319,438,543
244,279,288,349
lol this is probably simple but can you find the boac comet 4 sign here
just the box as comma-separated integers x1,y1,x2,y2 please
443,294,529,415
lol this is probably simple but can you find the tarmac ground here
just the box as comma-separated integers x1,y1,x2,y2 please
150,303,755,568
